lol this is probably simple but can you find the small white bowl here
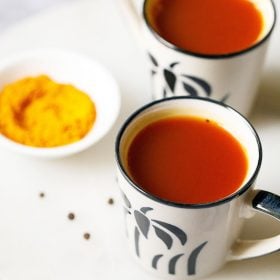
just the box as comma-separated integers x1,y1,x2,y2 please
0,49,121,158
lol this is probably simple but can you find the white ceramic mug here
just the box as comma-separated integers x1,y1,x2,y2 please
119,0,276,116
115,97,280,279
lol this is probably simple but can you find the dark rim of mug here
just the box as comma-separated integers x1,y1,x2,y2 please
143,0,277,59
115,97,263,209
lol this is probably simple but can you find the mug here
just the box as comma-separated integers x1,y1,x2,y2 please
119,0,276,116
115,97,280,279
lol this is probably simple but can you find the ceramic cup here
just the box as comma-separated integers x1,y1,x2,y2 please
119,0,276,116
115,97,280,279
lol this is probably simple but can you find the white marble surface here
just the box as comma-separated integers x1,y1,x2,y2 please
0,0,76,30
0,0,279,279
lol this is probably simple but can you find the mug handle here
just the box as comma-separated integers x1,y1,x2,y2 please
118,0,143,45
228,190,280,261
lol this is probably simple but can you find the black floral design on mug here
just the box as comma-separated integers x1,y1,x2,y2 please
121,190,208,276
148,52,229,102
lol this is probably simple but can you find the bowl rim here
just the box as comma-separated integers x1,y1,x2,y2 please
0,48,121,158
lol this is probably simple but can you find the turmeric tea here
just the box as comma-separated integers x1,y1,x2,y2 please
0,75,96,147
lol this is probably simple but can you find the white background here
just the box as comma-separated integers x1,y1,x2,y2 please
0,0,76,31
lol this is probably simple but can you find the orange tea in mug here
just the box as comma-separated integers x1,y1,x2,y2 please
115,97,280,279
126,116,248,204
146,0,264,55
121,0,275,115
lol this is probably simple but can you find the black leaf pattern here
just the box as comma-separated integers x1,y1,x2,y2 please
170,62,179,68
164,69,177,92
121,191,131,209
168,254,184,275
140,207,153,214
151,70,157,76
131,204,208,275
152,220,187,245
188,241,208,275
163,88,168,98
123,207,131,215
134,210,150,238
182,75,212,96
220,93,230,103
152,254,163,269
182,82,198,96
153,225,173,249
134,227,140,257
123,208,130,237
148,53,158,67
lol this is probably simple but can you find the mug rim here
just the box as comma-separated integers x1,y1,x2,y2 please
143,0,277,59
115,96,263,209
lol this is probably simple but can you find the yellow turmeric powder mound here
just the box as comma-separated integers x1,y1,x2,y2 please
0,75,96,147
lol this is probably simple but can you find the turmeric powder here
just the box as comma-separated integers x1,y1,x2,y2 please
0,75,96,147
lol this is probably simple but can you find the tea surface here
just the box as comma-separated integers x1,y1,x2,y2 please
147,0,263,55
127,117,248,204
